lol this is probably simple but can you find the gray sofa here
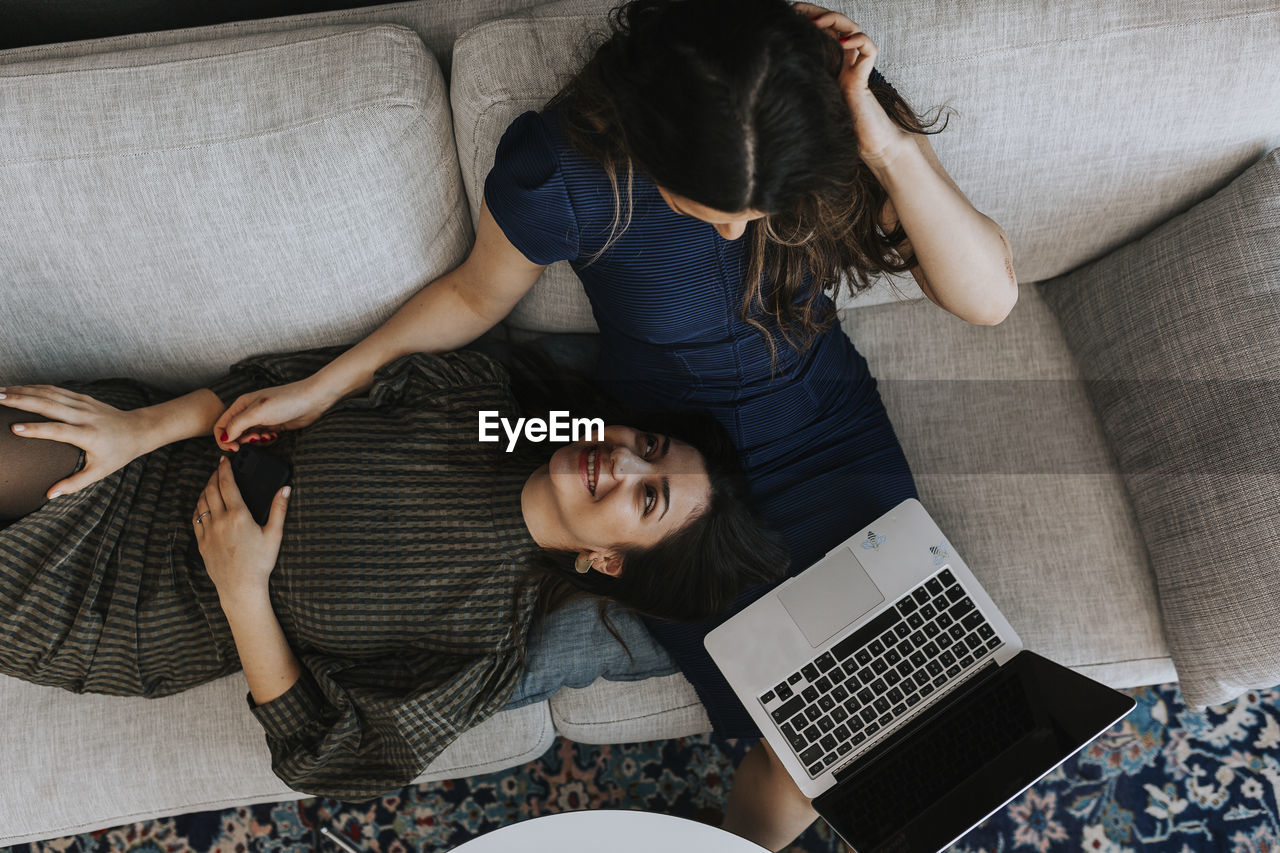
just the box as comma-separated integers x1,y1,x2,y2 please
2,0,1278,844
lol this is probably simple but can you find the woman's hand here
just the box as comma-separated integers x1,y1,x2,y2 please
793,3,914,169
0,385,150,497
193,456,291,601
214,378,331,451
195,456,302,704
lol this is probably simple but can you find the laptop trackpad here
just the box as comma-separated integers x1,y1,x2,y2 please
779,546,885,648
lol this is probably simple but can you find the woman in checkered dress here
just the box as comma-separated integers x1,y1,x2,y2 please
0,347,785,799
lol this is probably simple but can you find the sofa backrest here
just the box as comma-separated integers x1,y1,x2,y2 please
451,0,1280,334
0,24,470,389
0,0,551,77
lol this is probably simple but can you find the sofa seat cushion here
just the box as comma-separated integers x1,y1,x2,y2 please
549,674,711,744
0,24,471,390
841,286,1175,689
0,673,555,848
1039,149,1280,708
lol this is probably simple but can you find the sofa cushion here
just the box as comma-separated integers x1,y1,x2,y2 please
0,0,551,77
0,24,471,390
450,0,1280,333
450,8,600,334
0,673,555,848
1039,148,1280,707
841,286,1175,689
549,674,711,744
1,0,394,51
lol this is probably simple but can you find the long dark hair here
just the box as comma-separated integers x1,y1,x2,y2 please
548,0,945,354
499,344,789,631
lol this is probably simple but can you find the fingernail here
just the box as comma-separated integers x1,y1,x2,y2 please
840,35,851,42
12,424,23,432
49,491,61,499
220,431,228,442
282,486,292,498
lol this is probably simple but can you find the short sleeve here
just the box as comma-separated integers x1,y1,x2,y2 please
483,111,581,266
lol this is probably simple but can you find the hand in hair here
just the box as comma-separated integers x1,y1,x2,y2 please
793,3,914,169
0,384,149,498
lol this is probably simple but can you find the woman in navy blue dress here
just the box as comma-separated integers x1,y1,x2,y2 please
207,0,1017,846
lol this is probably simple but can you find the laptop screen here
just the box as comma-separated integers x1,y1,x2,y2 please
813,652,1134,853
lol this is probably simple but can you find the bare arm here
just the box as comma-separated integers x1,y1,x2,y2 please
220,589,303,705
143,389,226,447
194,458,301,704
873,134,1017,325
800,4,1017,325
214,201,547,448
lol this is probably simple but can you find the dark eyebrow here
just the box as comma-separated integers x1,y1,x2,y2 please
661,435,671,458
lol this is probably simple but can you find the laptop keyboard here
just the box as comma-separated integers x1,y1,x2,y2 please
757,566,1004,778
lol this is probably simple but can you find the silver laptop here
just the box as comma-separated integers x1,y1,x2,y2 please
705,499,1134,853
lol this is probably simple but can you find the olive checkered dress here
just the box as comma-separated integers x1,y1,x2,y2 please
0,349,542,800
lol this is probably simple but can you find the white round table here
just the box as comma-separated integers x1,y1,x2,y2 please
446,810,769,852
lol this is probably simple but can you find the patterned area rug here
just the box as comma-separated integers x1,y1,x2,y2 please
6,682,1280,853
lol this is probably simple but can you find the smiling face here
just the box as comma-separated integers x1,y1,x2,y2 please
656,186,767,241
520,425,712,574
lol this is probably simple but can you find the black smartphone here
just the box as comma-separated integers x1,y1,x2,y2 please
228,446,292,526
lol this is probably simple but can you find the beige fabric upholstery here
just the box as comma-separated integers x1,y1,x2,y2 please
0,0,551,75
450,11,601,333
0,674,555,848
1039,149,1280,707
0,25,471,390
841,287,1174,685
550,675,711,744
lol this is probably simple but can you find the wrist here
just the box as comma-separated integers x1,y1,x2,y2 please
131,404,179,458
861,131,923,181
141,389,223,451
314,349,383,401
860,133,931,188
216,578,272,613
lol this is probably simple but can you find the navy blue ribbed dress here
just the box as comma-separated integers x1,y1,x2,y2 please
484,107,918,736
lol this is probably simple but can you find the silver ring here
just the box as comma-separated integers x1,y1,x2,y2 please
194,511,211,525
